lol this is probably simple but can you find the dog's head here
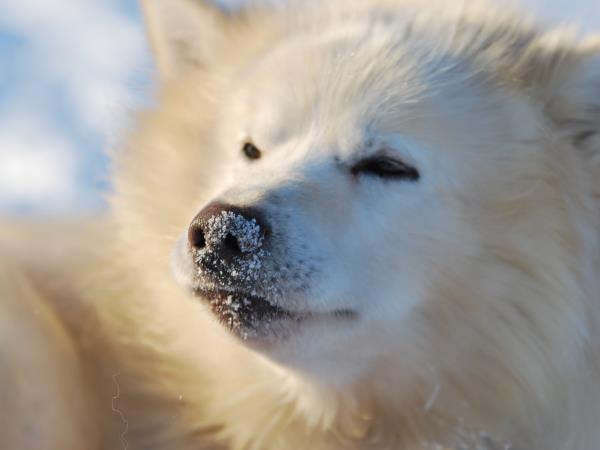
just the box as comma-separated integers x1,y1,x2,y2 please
137,0,600,389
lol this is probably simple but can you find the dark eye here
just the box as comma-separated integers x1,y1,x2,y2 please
242,141,261,160
351,156,419,181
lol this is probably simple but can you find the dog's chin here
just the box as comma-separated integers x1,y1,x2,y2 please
191,288,357,349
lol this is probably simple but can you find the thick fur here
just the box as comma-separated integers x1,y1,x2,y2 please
2,1,600,449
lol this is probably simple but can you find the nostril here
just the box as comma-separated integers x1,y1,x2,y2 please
223,233,242,256
188,202,270,260
188,225,206,250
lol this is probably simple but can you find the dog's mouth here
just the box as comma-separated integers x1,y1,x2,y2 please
192,288,304,339
192,288,357,341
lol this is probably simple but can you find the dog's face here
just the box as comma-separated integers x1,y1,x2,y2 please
141,1,600,388
170,23,550,382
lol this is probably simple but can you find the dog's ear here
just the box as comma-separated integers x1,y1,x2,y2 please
141,0,231,78
519,35,600,152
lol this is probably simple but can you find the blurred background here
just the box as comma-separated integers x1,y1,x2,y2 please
0,0,598,216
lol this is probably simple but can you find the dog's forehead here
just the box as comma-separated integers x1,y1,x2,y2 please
222,20,539,170
230,31,491,143
237,36,425,118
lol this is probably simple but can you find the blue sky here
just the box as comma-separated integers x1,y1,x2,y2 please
0,0,151,214
0,0,598,216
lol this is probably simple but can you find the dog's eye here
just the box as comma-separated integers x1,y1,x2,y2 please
351,156,419,181
242,141,261,160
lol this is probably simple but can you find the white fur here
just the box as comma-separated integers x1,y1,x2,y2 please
2,1,600,449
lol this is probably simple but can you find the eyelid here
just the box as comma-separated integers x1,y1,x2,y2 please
350,153,420,181
370,148,412,162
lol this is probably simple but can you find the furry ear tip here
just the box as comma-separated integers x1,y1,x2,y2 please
141,0,228,78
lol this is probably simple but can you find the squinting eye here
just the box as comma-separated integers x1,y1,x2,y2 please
242,141,261,160
351,156,420,181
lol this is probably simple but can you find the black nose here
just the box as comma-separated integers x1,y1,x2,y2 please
188,202,270,261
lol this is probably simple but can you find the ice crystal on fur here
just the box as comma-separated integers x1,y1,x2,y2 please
205,291,288,340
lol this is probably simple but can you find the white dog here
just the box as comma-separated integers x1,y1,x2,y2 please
2,1,600,449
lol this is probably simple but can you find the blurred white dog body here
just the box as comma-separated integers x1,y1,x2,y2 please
2,1,600,449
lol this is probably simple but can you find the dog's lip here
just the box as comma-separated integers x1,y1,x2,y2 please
193,287,296,320
191,287,357,331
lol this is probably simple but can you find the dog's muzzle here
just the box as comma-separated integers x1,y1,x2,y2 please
186,202,282,334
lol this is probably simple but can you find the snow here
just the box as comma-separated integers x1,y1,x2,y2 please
205,211,264,254
196,210,267,286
